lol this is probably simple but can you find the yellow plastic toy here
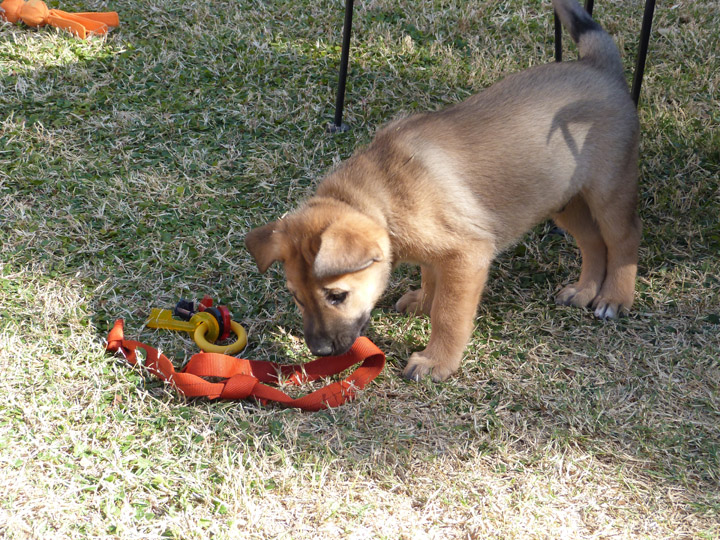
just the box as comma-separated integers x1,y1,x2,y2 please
146,297,247,355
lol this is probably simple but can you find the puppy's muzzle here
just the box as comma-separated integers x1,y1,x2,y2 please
305,313,371,357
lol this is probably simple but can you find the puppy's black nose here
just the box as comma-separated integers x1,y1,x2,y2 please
309,343,333,356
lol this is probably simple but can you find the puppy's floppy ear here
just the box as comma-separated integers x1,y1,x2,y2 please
313,219,385,279
245,221,286,273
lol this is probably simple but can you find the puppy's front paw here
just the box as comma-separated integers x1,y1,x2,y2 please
395,289,431,316
402,352,457,382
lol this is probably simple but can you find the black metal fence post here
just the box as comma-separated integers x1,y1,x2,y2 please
631,0,656,106
584,0,594,16
554,11,562,62
328,0,354,133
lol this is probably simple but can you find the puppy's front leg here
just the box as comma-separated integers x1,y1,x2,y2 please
403,245,492,382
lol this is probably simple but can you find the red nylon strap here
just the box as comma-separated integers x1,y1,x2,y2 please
106,319,385,411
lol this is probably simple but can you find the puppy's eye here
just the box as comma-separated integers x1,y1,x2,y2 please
325,290,348,306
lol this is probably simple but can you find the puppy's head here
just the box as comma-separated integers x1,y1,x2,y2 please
245,203,391,356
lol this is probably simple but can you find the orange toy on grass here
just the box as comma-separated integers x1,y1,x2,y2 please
0,0,118,38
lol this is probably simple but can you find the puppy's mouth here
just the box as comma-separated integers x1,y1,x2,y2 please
306,312,371,357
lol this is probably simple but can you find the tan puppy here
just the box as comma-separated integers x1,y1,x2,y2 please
245,0,641,381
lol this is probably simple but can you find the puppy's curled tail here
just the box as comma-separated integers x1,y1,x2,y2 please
551,0,625,80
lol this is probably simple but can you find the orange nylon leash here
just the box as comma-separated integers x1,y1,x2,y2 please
106,320,385,411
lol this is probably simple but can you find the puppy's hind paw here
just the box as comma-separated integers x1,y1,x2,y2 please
395,289,431,316
592,297,627,319
555,283,598,308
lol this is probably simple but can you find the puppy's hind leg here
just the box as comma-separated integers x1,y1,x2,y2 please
553,195,608,309
395,264,436,316
587,168,641,319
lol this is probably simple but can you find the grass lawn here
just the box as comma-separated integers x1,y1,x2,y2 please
1,0,718,537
